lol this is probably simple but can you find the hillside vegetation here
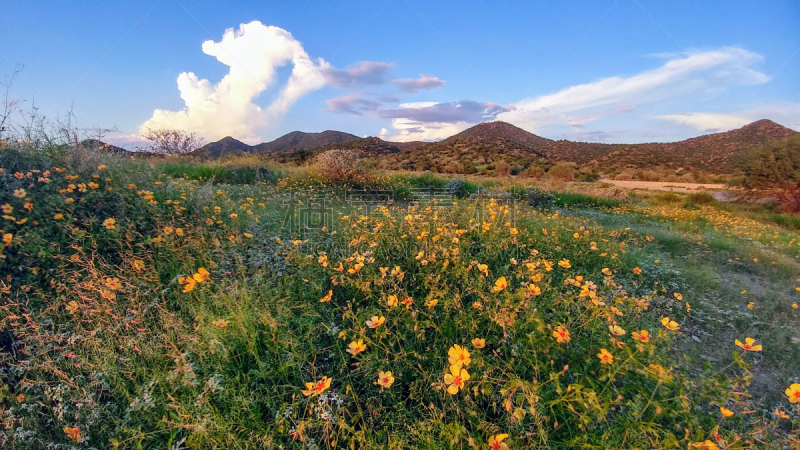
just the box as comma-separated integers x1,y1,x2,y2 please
1,145,799,448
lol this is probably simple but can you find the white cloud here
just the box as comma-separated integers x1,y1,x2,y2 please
140,21,328,143
382,102,473,142
391,74,446,94
496,47,770,134
321,62,393,88
656,104,800,133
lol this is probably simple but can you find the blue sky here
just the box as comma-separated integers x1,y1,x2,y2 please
2,0,799,147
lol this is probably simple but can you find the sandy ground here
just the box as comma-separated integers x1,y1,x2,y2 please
602,179,728,193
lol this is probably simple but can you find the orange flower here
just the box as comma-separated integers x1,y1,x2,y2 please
377,370,395,388
558,259,571,269
631,330,650,344
133,260,145,272
720,406,734,418
734,337,762,352
608,325,626,336
0,204,12,214
212,319,229,328
528,283,542,296
492,276,508,293
444,364,470,395
347,339,366,356
661,317,680,331
597,348,614,364
692,440,719,450
387,294,398,307
673,292,683,301
13,188,26,198
552,325,571,343
774,408,790,419
63,426,81,442
192,267,210,283
65,301,79,314
178,276,196,293
471,338,486,349
2,233,12,247
302,376,332,396
633,267,642,275
602,267,612,276
175,227,184,236
366,316,386,328
102,218,116,229
318,254,328,267
163,226,174,234
320,290,333,303
488,433,509,450
448,344,471,367
229,213,238,219
785,383,800,403
401,297,414,309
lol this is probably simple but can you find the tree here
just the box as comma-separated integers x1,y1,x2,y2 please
294,148,314,166
141,127,202,156
741,136,800,212
1,65,23,142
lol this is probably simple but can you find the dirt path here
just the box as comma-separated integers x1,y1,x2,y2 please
603,179,728,193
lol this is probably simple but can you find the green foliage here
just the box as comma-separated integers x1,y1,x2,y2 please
444,178,476,199
741,136,800,211
554,191,621,209
525,186,555,208
687,191,716,205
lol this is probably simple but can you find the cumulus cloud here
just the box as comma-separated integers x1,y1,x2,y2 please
391,74,445,94
140,21,328,143
496,47,770,134
321,61,394,89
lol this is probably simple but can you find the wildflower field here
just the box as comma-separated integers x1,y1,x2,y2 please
1,149,799,449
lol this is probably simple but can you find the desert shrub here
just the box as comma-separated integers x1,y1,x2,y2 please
548,162,575,181
741,136,800,212
526,186,555,208
141,127,202,156
554,191,621,209
524,165,545,178
445,178,473,198
315,149,360,182
687,191,716,205
494,160,511,176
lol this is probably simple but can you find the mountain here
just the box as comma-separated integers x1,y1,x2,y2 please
193,136,254,159
253,130,359,153
369,119,798,174
264,136,418,165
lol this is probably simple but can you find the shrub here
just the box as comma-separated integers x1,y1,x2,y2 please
315,149,360,182
445,178,472,198
687,191,716,205
526,186,555,208
524,165,545,178
548,162,575,181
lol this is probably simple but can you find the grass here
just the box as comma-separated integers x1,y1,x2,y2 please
0,149,799,449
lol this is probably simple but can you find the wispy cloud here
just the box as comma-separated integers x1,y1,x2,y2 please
391,74,445,94
656,103,800,133
325,95,382,115
321,61,394,89
496,47,770,134
378,100,511,123
140,21,328,143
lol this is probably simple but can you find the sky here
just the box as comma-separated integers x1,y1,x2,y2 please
2,0,799,148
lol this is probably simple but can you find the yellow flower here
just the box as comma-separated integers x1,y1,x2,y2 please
347,339,366,356
366,316,386,328
302,376,332,396
477,263,488,276
320,290,333,303
377,370,395,388
471,338,486,349
244,232,253,238
387,294,398,307
747,302,754,309
661,317,680,331
608,325,626,336
102,218,116,229
633,267,642,275
793,303,798,309
510,227,519,235
488,434,509,450
558,259,571,269
13,188,26,198
673,292,683,301
720,406,734,418
444,364,470,395
104,277,122,290
3,233,12,247
785,383,800,403
97,164,106,170
63,426,81,443
178,276,196,293
175,228,184,236
163,226,174,235
528,283,542,296
65,301,79,314
552,325,571,343
0,204,12,214
318,254,328,267
774,408,790,419
492,276,508,293
212,319,229,328
133,260,145,272
192,267,210,283
54,213,64,220
735,337,762,352
229,213,238,219
632,329,650,343
597,348,614,364
448,344,471,367
692,440,719,450
602,267,612,276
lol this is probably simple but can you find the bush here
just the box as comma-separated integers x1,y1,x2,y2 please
445,178,473,198
526,186,555,208
315,149,360,182
687,191,716,205
548,163,575,181
524,165,545,178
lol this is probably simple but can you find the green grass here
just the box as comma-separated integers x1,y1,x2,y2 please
0,149,798,449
